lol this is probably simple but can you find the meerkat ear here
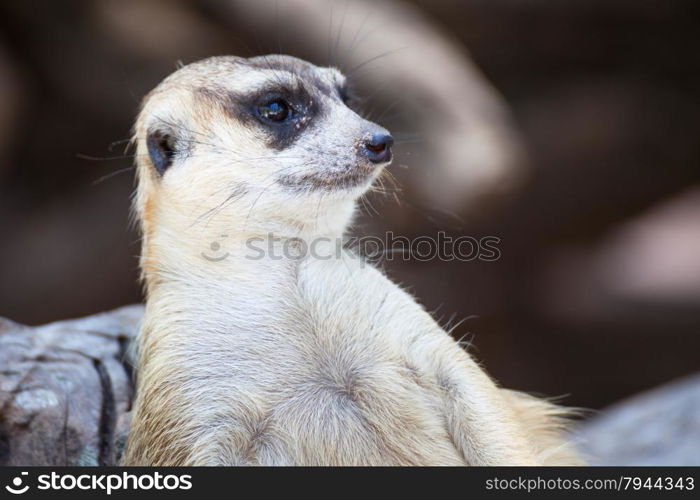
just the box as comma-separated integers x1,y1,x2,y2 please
146,130,177,175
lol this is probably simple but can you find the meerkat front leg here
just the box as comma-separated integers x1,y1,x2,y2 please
351,276,542,465
402,327,541,465
311,260,545,465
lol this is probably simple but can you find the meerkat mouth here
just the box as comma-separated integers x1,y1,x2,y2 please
277,168,378,191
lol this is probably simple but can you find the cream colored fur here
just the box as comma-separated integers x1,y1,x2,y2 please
123,55,581,466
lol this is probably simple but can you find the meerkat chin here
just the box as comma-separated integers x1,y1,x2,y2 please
124,55,581,466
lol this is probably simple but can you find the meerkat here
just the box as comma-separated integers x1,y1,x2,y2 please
123,55,580,466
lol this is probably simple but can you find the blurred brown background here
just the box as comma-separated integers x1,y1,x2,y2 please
0,0,698,412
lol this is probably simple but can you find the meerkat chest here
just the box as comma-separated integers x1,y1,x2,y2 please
179,253,401,360
161,255,461,465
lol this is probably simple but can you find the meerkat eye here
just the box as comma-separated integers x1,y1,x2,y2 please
146,131,177,175
258,100,291,122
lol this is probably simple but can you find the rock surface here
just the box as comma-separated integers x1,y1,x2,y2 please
0,306,141,466
576,374,700,465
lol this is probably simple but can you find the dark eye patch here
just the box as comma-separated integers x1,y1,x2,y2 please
146,130,177,175
194,79,323,151
337,83,359,111
231,85,319,150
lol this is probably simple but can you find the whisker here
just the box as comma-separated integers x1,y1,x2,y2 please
347,47,408,75
91,166,136,186
76,153,139,162
108,138,133,152
191,161,303,229
332,0,350,68
274,0,282,54
327,3,334,66
342,11,383,69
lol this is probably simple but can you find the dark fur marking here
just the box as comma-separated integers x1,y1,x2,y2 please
334,369,361,404
337,81,360,112
402,361,435,391
243,413,273,463
146,131,176,175
314,356,363,406
146,121,192,176
196,81,321,151
194,55,351,151
436,373,458,396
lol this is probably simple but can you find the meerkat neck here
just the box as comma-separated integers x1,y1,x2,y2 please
140,196,357,291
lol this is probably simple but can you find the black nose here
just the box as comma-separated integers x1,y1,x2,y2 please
363,133,394,163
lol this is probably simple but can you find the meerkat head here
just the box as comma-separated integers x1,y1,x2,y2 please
133,55,393,256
